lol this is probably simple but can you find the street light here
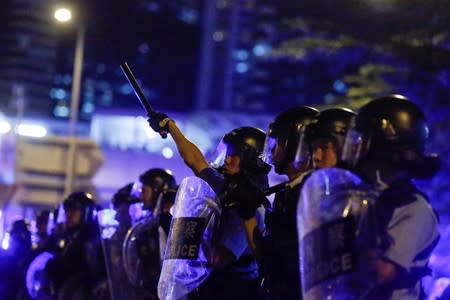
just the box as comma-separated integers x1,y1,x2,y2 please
54,6,85,195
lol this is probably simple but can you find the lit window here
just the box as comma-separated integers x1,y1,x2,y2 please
253,43,271,56
213,31,225,42
53,105,70,118
236,62,248,73
235,50,249,60
82,102,95,114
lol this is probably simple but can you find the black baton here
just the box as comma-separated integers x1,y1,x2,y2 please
120,62,156,118
120,62,168,138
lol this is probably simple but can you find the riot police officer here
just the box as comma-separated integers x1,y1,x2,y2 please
149,113,270,300
307,107,356,169
0,219,33,299
119,169,177,299
138,168,177,232
44,192,104,299
97,183,140,300
341,94,441,299
260,106,318,299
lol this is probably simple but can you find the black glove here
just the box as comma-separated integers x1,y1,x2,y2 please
148,112,172,138
226,177,268,220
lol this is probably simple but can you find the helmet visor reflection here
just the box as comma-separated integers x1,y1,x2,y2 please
294,129,310,169
130,181,143,199
261,135,277,165
341,128,365,168
209,139,228,168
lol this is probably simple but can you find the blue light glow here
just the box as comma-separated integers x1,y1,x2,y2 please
139,43,150,54
63,74,72,85
253,43,271,56
333,80,347,93
120,84,133,95
178,8,198,24
213,31,225,42
236,62,249,73
82,102,95,114
50,88,67,100
235,50,249,60
146,2,160,12
53,105,70,117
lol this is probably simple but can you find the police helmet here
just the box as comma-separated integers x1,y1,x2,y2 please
139,168,177,192
307,107,356,155
9,219,31,250
212,126,271,174
262,106,319,171
62,191,96,224
112,183,140,209
10,219,31,235
342,94,440,178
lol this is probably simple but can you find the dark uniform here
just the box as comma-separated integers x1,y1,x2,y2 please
341,94,441,299
261,106,319,299
44,192,105,299
0,219,33,300
124,169,177,298
188,126,271,300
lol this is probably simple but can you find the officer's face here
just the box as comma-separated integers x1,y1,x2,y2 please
65,208,82,229
223,155,241,175
271,138,287,173
312,138,338,169
141,185,155,210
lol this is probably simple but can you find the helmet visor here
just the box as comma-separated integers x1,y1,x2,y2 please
294,128,311,169
209,139,228,168
261,134,277,165
341,128,367,168
130,181,143,199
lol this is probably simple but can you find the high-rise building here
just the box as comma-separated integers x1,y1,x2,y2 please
195,0,277,111
0,0,58,117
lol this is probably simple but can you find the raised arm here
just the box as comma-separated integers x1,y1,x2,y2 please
149,113,209,176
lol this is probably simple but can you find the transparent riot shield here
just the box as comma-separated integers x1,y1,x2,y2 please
26,251,55,299
122,214,161,294
158,176,220,300
297,167,378,299
98,207,136,300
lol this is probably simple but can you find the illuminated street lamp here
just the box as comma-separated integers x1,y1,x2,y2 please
54,5,85,195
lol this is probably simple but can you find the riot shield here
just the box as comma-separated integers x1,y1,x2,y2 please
297,167,378,299
158,176,220,300
122,214,161,297
98,207,136,300
26,251,55,300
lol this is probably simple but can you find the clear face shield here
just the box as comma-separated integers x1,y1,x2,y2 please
294,126,312,170
341,127,368,169
261,129,277,165
97,208,119,239
128,180,149,221
209,139,229,168
130,180,143,199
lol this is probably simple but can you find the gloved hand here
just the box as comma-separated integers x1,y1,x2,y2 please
148,112,172,139
226,177,268,220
